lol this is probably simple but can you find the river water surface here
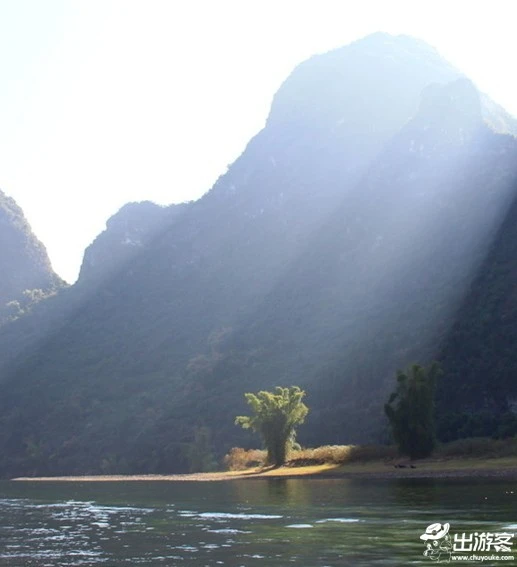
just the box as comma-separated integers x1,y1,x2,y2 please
0,478,515,566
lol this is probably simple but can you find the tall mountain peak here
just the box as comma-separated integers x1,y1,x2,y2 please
266,33,516,139
266,33,459,132
348,32,447,60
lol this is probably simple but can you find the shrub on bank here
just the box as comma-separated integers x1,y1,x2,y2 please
223,437,517,470
224,447,267,470
224,444,397,470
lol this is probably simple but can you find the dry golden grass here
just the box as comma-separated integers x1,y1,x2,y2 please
224,447,267,470
288,444,397,465
223,444,397,470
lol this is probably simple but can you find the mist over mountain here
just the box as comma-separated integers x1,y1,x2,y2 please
0,33,516,476
0,189,64,324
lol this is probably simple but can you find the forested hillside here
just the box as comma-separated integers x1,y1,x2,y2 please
0,190,64,325
437,185,517,440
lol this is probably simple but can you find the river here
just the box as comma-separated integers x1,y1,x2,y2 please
0,478,515,566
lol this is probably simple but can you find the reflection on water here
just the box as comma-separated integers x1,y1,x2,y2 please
0,479,515,566
234,477,312,507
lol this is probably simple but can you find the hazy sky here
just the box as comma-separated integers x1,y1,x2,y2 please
1,0,517,283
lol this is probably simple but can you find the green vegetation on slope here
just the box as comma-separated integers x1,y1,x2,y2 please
0,189,65,325
437,183,517,441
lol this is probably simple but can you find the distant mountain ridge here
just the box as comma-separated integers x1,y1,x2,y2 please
0,189,64,324
78,201,188,284
0,33,516,477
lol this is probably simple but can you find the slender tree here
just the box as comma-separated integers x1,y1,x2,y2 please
235,386,308,467
384,362,441,460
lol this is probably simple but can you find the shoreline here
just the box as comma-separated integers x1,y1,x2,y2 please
11,461,517,482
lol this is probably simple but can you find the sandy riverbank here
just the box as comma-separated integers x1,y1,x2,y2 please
11,464,336,482
11,458,517,482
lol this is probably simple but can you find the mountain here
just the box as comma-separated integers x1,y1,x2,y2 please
78,201,187,284
437,183,517,440
0,200,188,385
0,189,64,324
0,33,516,477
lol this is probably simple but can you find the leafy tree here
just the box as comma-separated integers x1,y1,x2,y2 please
384,362,441,459
235,386,308,467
